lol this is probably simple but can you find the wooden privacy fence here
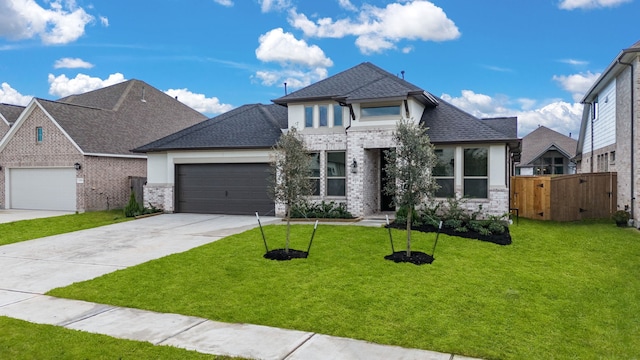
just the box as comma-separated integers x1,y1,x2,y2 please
510,173,617,222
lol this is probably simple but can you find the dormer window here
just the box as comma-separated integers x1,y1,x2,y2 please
36,126,43,143
361,104,401,117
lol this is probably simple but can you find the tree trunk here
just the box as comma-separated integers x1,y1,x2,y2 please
285,204,291,253
406,206,412,257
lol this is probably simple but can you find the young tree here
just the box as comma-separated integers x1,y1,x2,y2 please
384,119,438,256
270,127,314,253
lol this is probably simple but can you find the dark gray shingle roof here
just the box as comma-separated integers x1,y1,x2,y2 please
518,126,577,166
421,97,519,143
272,62,437,105
0,103,25,124
134,104,288,152
40,80,207,155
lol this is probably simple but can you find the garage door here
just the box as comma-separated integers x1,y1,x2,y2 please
175,163,274,215
10,168,77,211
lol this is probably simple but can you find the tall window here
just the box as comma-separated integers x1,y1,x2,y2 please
463,148,488,198
333,104,343,127
305,106,313,128
319,105,328,127
326,152,346,196
309,152,320,195
361,104,400,117
36,127,43,143
433,148,455,198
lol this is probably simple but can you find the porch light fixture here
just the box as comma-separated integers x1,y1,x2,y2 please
74,162,82,170
351,159,358,173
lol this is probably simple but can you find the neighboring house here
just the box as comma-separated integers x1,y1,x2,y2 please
575,40,640,222
0,80,206,212
138,62,520,217
0,103,25,139
516,126,577,175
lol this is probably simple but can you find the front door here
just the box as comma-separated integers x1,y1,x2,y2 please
380,149,395,211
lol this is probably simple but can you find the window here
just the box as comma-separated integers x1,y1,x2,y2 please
333,104,343,127
361,105,401,117
610,151,616,165
433,148,455,198
36,127,43,143
305,106,313,128
591,97,599,120
326,152,346,196
309,152,320,196
319,105,328,127
463,148,488,198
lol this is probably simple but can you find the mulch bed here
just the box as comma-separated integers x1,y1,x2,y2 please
264,248,309,261
387,222,512,246
384,251,434,265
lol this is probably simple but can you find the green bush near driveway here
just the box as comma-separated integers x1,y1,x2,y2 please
0,210,132,246
48,220,640,359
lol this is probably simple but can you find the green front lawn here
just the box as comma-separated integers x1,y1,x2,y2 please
48,220,640,359
0,210,132,246
0,316,236,359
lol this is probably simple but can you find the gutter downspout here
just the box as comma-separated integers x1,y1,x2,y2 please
618,58,635,222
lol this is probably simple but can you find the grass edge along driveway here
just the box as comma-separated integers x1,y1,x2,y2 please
48,219,640,360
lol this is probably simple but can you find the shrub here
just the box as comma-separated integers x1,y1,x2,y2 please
291,201,354,219
124,192,143,217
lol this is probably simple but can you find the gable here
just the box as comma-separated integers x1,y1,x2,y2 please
0,104,81,159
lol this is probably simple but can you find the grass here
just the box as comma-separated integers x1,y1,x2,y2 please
0,316,239,359
48,219,640,359
0,210,132,246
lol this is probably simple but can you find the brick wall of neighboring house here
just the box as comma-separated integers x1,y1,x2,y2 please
83,156,147,211
0,105,83,209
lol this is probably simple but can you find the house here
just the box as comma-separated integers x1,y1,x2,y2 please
0,80,207,212
575,40,640,223
137,62,520,217
0,103,25,139
516,126,577,175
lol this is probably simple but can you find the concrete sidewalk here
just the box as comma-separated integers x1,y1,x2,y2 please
0,213,478,360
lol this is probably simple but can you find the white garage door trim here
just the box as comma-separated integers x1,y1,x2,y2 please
8,168,77,211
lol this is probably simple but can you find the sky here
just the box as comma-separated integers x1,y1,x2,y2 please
0,0,638,138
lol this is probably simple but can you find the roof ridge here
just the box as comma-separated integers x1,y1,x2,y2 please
37,98,108,112
257,104,285,131
112,79,137,111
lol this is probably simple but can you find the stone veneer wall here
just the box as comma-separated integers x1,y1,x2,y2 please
145,184,175,213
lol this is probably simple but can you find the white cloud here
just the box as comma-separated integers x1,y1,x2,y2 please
0,82,33,105
254,67,329,89
559,58,589,66
552,71,600,102
213,0,233,7
0,0,94,45
259,0,291,13
164,88,233,115
48,73,126,97
54,57,94,69
99,16,109,27
441,90,583,138
254,28,333,90
288,1,460,54
558,0,632,9
338,0,357,11
256,28,333,68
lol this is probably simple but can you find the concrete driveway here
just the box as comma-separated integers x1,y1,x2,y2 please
0,213,278,294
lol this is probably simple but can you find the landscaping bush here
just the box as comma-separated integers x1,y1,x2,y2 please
291,201,354,219
124,192,162,218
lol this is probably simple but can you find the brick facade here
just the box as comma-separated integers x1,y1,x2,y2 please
145,184,174,213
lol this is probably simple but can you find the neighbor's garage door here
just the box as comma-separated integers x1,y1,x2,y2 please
175,163,274,215
10,168,77,211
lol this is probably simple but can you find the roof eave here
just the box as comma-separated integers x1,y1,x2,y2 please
580,46,640,103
